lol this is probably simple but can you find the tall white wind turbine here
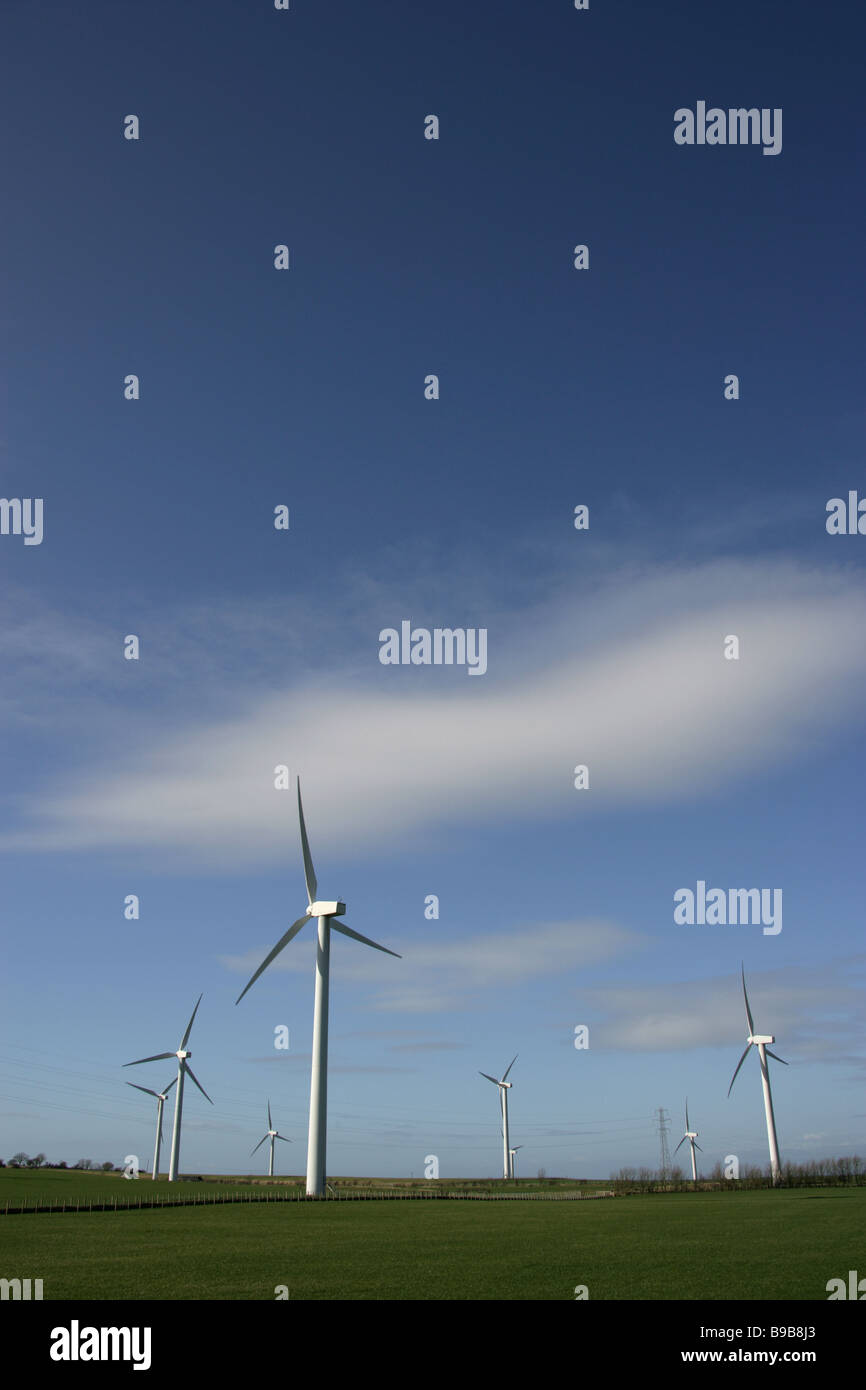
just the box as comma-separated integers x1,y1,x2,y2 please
235,778,401,1197
479,1055,518,1179
674,1098,702,1183
125,1077,177,1180
124,995,213,1182
251,1099,292,1178
728,966,788,1185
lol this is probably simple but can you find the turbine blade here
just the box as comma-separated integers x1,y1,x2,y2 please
766,1050,788,1065
181,993,203,1050
728,1043,752,1097
479,1072,499,1085
276,1133,292,1143
501,1054,518,1082
123,1053,175,1067
331,919,401,958
163,1077,177,1095
685,1098,690,1132
297,779,318,905
126,1082,159,1098
251,1135,268,1156
694,1143,703,1152
268,1099,272,1131
183,1062,213,1104
741,964,755,1036
235,914,311,1005
674,1136,686,1153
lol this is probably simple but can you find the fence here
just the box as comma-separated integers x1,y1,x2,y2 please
2,1188,616,1216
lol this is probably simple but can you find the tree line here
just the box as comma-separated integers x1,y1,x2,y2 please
610,1154,865,1191
2,1154,119,1172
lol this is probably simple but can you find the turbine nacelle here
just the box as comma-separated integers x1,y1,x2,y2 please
749,1034,774,1046
308,900,346,918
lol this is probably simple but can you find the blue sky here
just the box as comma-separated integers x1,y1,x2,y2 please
1,0,864,1180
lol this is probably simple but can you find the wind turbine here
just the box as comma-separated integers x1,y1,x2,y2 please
509,1144,523,1179
728,965,788,1185
674,1098,702,1183
251,1100,292,1177
235,778,401,1197
125,1077,177,1180
479,1055,518,1179
124,995,213,1182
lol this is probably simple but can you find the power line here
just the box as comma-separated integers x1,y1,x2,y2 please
656,1106,672,1180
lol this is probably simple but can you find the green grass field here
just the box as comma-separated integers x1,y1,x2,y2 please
2,1171,862,1300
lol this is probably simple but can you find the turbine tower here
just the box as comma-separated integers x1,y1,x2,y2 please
674,1098,702,1183
728,965,788,1185
124,995,213,1182
236,778,401,1197
479,1055,518,1179
125,1077,177,1180
251,1100,292,1177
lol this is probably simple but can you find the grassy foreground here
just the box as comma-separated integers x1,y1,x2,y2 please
2,1184,862,1300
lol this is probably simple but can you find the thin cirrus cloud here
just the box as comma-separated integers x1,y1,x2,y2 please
221,918,643,1014
1,558,865,866
587,959,866,1058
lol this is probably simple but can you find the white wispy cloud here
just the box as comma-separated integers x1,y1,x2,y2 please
585,958,866,1056
221,917,640,1014
2,558,865,864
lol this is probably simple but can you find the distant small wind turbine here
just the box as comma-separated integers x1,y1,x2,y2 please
124,995,213,1182
125,1077,177,1180
674,1098,702,1182
235,778,401,1197
728,965,788,1185
509,1144,523,1179
479,1055,518,1179
251,1099,292,1177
